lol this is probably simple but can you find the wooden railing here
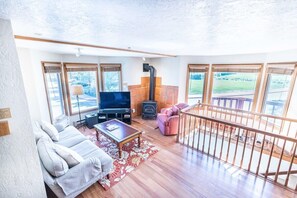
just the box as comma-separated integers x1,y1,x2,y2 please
212,97,253,110
189,96,283,115
177,103,297,190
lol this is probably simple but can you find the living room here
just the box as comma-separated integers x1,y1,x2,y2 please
1,1,297,198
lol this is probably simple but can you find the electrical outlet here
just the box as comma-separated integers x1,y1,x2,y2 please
0,108,11,120
132,109,136,113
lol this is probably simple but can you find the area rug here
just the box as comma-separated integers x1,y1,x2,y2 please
88,133,159,190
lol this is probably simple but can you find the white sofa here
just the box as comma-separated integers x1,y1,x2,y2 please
34,121,113,198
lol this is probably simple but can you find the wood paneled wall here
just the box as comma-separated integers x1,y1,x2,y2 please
128,77,178,118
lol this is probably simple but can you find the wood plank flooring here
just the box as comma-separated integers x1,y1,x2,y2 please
75,119,297,198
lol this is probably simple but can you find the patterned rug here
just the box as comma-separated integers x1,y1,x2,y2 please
88,132,159,190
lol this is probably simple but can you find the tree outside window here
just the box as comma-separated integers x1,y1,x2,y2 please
100,64,122,92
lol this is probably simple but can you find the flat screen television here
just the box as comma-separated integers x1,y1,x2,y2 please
99,91,131,109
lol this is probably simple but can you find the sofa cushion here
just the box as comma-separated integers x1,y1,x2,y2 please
41,121,59,141
37,137,69,177
54,144,84,168
54,115,70,132
56,126,87,148
70,140,113,173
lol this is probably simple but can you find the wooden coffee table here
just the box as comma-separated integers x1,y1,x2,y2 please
94,119,142,158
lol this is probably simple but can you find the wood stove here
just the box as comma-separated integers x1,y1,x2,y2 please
142,63,157,119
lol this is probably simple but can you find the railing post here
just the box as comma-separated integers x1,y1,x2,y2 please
285,142,297,187
177,110,181,143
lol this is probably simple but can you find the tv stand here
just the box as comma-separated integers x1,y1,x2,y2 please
98,108,131,124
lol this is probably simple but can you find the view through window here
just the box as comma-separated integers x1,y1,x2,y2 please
45,73,65,118
65,64,99,114
100,64,122,92
263,73,292,116
187,65,208,105
42,63,65,122
211,65,261,111
188,72,206,105
67,71,98,113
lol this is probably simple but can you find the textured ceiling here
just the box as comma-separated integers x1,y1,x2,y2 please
1,0,297,56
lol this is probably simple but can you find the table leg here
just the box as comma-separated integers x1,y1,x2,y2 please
138,135,141,148
119,143,122,158
96,130,99,141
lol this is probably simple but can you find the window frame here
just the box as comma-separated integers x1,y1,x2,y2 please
258,62,297,117
63,63,100,116
100,63,122,92
41,62,67,123
185,64,209,104
208,64,263,111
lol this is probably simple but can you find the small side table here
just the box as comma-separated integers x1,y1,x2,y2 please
85,113,99,129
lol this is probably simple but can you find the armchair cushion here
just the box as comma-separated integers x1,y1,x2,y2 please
172,105,179,115
175,103,189,110
157,114,168,124
164,108,173,117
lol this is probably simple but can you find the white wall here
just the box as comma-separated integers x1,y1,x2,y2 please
0,19,46,198
18,49,62,121
150,57,180,86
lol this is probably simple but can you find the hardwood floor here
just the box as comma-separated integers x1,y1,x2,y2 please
76,119,297,198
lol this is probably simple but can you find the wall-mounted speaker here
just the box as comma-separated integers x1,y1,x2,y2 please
143,63,150,72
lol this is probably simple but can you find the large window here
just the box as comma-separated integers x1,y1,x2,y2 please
186,64,209,105
65,63,99,115
42,62,66,122
262,64,296,116
100,64,122,92
210,64,262,111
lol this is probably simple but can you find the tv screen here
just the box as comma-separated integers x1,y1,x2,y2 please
99,92,131,109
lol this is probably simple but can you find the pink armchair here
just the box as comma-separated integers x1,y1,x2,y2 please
157,103,189,136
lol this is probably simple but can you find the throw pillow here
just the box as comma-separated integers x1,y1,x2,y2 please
176,103,189,110
164,108,173,117
54,115,70,132
37,137,69,177
172,105,179,115
32,121,51,143
41,121,59,141
54,144,84,168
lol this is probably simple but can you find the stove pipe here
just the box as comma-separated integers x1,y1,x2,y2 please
143,63,156,101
